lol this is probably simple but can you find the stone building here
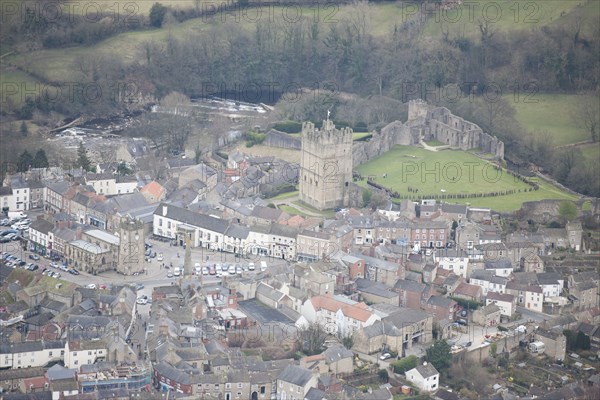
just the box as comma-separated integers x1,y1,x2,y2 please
299,118,353,210
117,217,145,275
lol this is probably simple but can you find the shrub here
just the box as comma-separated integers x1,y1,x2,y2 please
273,121,302,133
391,355,418,374
245,131,266,147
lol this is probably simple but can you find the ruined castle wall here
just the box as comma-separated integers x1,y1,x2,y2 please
352,122,420,166
263,130,301,150
424,104,505,159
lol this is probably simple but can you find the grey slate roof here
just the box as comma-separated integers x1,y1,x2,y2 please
414,362,439,378
322,345,353,363
155,203,229,234
277,364,314,387
30,219,54,235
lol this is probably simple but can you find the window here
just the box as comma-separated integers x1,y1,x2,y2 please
226,383,231,389
88,351,92,355
237,383,242,388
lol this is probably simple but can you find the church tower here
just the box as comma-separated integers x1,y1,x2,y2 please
299,116,353,210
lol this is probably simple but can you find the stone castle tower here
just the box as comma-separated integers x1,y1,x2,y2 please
117,217,145,275
299,118,353,210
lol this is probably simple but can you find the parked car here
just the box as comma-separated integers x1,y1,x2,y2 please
380,353,392,360
208,265,216,275
86,284,97,289
157,253,163,262
167,272,174,278
228,264,236,275
29,254,40,260
236,265,243,275
29,264,39,271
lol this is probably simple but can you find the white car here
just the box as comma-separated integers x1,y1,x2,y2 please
85,284,97,289
379,353,392,360
157,253,163,262
248,262,255,271
202,266,209,275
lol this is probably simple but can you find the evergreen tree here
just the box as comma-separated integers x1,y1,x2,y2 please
20,121,28,137
425,340,452,372
77,143,91,171
33,149,49,168
17,150,33,172
149,3,167,28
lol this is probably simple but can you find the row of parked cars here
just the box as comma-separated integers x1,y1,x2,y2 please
0,229,21,243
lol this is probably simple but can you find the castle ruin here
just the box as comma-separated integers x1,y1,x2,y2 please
409,99,504,158
352,99,504,165
299,119,353,210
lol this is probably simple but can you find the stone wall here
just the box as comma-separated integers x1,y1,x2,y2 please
263,130,301,150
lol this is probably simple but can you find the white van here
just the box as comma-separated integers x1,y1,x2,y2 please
248,262,255,271
173,267,182,277
194,263,202,275
260,261,267,271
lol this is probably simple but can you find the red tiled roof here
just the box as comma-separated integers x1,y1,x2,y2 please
141,181,165,199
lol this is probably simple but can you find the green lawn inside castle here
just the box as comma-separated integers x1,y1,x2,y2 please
355,146,577,212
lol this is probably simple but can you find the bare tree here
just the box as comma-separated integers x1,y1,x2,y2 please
574,93,599,142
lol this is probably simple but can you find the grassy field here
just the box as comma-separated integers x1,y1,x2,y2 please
423,0,587,39
356,145,577,212
278,204,311,217
266,190,299,201
513,93,595,146
64,0,201,16
0,69,41,109
580,142,600,164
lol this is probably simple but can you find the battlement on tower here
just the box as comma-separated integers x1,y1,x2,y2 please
301,120,353,146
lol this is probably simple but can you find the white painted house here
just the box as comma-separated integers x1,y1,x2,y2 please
0,341,64,369
433,249,470,279
405,362,439,392
297,294,380,336
469,270,508,296
64,340,107,369
486,291,516,317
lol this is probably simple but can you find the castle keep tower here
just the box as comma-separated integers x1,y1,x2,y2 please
299,118,353,210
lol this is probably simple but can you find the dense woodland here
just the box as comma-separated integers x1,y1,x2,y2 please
2,0,599,196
